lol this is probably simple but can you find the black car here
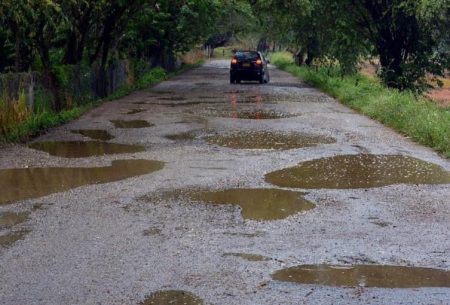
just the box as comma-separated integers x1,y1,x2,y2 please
230,51,270,84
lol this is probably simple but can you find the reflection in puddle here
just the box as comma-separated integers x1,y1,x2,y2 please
186,188,315,220
127,109,146,115
206,131,335,150
272,264,450,288
0,230,29,247
111,120,153,128
29,141,145,158
165,132,196,141
0,211,30,228
0,160,164,205
224,252,269,261
266,154,450,189
139,290,204,305
72,129,114,141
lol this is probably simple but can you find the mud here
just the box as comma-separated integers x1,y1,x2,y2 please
29,141,145,158
127,109,146,115
0,230,29,248
186,188,314,221
272,264,450,288
205,131,335,150
111,120,153,128
266,154,450,189
139,290,204,305
71,129,115,141
0,160,164,205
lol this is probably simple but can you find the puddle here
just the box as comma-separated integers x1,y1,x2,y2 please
215,110,295,120
127,109,146,115
0,211,30,228
224,252,269,261
206,131,335,149
140,290,204,305
29,141,145,158
165,132,196,141
0,160,164,205
0,230,29,247
186,188,315,221
158,96,187,101
111,120,153,128
72,129,114,141
271,264,450,288
265,154,450,189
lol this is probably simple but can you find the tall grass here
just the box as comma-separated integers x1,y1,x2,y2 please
270,52,450,158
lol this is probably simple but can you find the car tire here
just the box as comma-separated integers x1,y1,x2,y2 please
259,75,264,84
230,75,235,84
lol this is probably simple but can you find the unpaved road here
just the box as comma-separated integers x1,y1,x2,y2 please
1,60,449,305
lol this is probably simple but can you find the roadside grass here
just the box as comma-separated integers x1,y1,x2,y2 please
270,52,450,158
0,62,203,144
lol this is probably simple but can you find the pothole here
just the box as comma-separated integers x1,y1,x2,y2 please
271,264,450,288
223,253,270,261
111,120,153,128
165,132,196,141
0,160,164,205
205,131,335,149
72,129,114,141
139,290,204,305
29,141,145,158
158,96,187,101
127,109,146,115
0,211,30,228
265,154,450,189
211,110,296,119
183,188,315,221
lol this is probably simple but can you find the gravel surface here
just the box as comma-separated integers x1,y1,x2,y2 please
0,60,449,305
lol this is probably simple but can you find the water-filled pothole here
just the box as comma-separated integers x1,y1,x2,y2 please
127,109,146,115
186,188,314,221
0,160,164,205
213,110,296,120
165,132,196,141
139,290,204,305
29,141,145,158
223,253,269,261
0,211,30,228
271,264,450,288
72,129,114,141
265,154,450,189
0,230,29,248
111,120,153,128
206,131,335,149
158,96,187,101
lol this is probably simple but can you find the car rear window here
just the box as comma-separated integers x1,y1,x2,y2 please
235,52,260,61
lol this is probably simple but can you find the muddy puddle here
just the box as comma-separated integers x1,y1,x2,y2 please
206,131,335,150
140,290,204,305
186,188,315,221
0,211,30,228
29,141,145,158
72,129,114,141
271,264,450,288
223,252,269,261
0,230,29,248
165,132,196,141
111,120,153,128
0,160,164,205
127,109,146,115
266,154,450,189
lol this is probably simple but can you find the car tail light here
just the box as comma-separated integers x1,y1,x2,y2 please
231,58,238,64
255,59,262,65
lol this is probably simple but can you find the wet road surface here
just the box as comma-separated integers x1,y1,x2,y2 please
0,60,449,305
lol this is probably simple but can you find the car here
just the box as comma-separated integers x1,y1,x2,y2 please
230,51,270,84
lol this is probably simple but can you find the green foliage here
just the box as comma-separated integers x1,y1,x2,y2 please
137,67,167,88
271,52,450,157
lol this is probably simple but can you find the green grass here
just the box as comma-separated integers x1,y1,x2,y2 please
0,62,203,144
270,52,450,158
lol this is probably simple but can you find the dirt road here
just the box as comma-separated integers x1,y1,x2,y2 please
1,60,449,305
